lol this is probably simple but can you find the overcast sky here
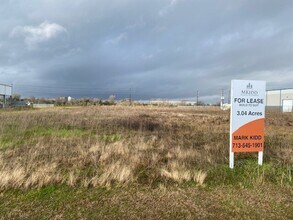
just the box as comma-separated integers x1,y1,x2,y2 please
0,0,293,101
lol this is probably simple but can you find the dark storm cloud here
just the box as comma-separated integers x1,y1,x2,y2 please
0,0,293,101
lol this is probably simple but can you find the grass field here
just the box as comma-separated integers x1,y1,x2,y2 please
0,106,292,219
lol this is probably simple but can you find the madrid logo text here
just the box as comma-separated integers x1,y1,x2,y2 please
241,83,258,96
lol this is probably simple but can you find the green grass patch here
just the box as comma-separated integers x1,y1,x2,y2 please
0,124,21,150
0,186,118,219
0,184,291,219
0,126,88,150
0,136,15,149
24,127,88,138
101,133,122,143
206,159,292,188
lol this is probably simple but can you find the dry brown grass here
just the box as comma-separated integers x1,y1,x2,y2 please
161,161,207,185
0,106,292,189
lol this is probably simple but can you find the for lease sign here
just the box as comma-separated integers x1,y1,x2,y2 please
230,80,266,152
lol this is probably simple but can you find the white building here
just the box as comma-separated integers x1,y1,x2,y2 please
266,89,293,112
66,96,72,102
0,84,12,108
150,99,197,106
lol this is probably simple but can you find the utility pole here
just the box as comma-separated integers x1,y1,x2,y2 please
129,88,132,105
196,90,199,106
11,83,14,105
221,88,224,108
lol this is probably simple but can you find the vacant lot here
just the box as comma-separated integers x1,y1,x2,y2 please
0,106,292,219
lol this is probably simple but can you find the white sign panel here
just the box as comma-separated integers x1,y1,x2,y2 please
0,84,12,96
229,80,266,168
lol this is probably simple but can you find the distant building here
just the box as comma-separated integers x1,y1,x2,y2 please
33,103,55,109
58,96,73,102
150,99,197,106
0,84,12,108
266,89,293,112
66,96,72,102
220,89,293,112
12,100,31,107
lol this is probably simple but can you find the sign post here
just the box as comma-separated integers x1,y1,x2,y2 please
230,80,266,168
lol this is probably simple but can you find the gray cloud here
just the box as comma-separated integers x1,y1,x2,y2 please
0,0,293,101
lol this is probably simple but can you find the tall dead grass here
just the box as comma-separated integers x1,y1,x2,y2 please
0,106,291,189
